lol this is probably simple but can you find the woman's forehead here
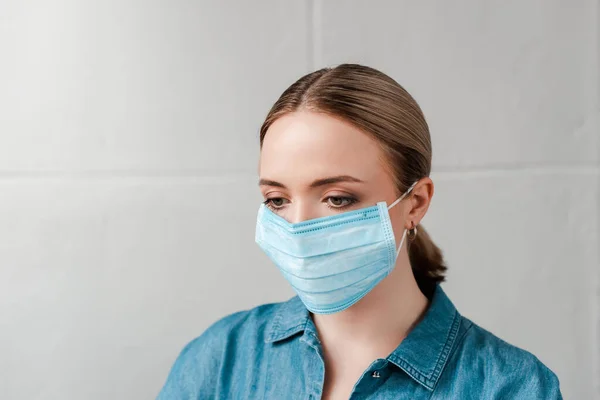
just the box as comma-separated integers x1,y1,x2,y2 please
259,112,385,181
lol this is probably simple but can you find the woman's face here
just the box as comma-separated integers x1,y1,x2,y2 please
259,111,412,243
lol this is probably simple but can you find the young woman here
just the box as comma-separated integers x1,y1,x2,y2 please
158,64,561,399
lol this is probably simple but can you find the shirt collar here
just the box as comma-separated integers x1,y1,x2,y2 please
386,286,461,390
265,294,311,343
265,286,461,391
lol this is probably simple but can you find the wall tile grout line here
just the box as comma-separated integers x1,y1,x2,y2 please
595,1,600,398
311,0,322,69
306,0,314,72
0,165,598,183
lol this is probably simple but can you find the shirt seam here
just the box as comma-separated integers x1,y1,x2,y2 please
387,310,461,390
444,317,474,363
261,334,274,399
428,318,474,399
267,324,305,342
431,310,461,385
265,308,283,342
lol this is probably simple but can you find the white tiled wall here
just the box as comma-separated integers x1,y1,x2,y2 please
0,1,598,399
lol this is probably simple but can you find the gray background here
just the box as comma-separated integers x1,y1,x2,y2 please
0,1,598,399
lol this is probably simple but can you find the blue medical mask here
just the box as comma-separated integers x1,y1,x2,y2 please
255,182,417,315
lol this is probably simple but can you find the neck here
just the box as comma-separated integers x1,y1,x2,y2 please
312,254,429,357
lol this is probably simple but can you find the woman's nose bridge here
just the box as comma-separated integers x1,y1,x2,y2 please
289,200,319,223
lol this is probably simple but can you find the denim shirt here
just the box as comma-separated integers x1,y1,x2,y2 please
158,286,561,399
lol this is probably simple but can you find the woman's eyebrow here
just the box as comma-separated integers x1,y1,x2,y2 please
258,179,286,188
258,175,364,189
309,175,364,188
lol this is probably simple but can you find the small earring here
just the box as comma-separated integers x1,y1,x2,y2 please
407,222,418,240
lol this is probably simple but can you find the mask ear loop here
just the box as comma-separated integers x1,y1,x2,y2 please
396,229,408,257
387,181,418,210
386,181,419,258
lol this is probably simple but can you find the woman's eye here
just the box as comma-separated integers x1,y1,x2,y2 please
326,196,356,209
265,198,288,209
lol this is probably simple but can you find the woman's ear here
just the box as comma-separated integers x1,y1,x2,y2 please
405,177,434,229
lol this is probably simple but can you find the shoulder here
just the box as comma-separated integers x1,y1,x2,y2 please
443,317,561,398
157,301,282,399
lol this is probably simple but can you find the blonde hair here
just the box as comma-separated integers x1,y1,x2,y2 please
260,64,446,297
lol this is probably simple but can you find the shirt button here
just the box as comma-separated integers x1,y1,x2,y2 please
371,371,381,378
